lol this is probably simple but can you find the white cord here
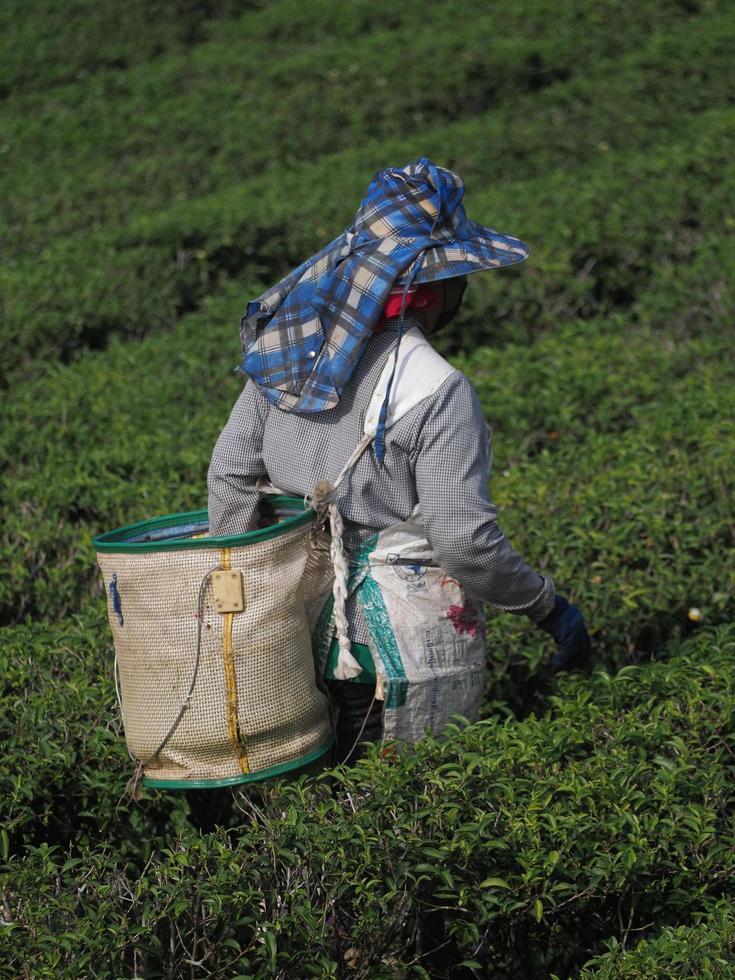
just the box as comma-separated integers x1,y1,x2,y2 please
121,565,219,774
341,688,379,765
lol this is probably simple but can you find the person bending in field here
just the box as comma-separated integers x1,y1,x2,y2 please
208,158,591,763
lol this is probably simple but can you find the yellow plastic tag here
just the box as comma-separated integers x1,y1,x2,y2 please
211,569,245,613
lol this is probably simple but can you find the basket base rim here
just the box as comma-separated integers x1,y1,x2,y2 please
142,739,334,790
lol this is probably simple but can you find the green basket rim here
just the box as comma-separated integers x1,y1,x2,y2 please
93,497,314,553
142,739,334,789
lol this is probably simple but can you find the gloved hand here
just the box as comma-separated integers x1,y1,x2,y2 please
537,594,591,673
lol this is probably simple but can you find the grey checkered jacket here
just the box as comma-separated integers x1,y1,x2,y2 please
208,316,555,643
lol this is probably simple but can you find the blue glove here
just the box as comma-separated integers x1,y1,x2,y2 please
537,595,591,673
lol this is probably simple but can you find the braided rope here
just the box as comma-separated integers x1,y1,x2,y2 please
327,499,361,679
261,434,375,682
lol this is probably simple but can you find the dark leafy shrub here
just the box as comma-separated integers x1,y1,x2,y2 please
0,606,189,857
461,322,735,708
2,625,735,977
579,902,735,978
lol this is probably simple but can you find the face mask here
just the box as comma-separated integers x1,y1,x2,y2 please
433,278,467,332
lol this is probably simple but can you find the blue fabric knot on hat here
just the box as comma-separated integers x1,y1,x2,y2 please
239,158,530,443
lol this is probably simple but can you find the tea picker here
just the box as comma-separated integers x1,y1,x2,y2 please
207,158,591,761
95,158,591,789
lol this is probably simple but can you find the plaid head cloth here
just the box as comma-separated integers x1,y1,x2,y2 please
239,157,530,414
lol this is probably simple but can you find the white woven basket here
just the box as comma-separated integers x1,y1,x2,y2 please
94,498,334,789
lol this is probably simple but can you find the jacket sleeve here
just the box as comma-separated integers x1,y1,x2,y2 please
411,372,555,622
207,380,269,536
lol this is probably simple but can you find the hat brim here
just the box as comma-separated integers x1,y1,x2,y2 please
395,220,530,286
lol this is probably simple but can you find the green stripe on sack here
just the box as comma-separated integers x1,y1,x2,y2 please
358,575,408,709
93,498,313,553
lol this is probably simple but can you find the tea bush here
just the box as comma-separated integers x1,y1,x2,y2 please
4,0,712,250
0,605,188,855
3,312,732,660
465,325,735,705
0,0,260,96
2,6,733,379
579,903,735,978
2,624,735,976
2,0,734,975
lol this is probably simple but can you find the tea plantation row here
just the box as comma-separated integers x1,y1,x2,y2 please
1,5,732,378
3,0,713,252
2,618,735,976
3,307,733,680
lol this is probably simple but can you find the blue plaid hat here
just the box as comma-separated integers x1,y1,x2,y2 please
240,158,529,438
